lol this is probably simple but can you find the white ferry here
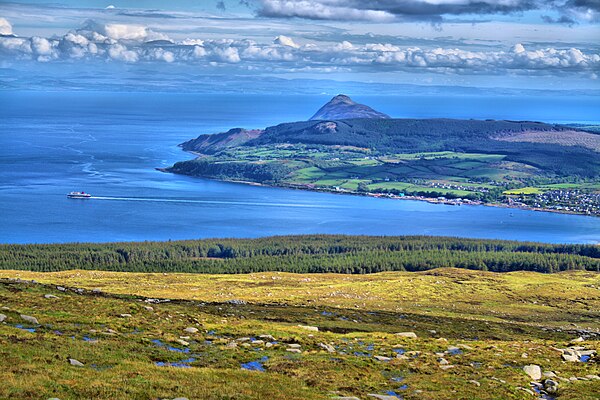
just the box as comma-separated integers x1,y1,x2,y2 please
67,191,92,199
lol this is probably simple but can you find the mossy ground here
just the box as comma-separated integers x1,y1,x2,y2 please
0,268,598,399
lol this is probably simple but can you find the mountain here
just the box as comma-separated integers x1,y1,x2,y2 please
309,94,390,120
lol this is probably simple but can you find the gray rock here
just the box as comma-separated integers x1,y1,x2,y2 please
544,379,559,394
143,306,154,311
523,365,542,380
68,358,84,367
20,315,38,324
395,332,417,338
331,397,360,400
585,375,600,380
438,357,449,365
543,371,557,378
374,355,392,361
56,286,66,291
172,398,189,400
0,314,6,323
183,327,198,334
469,380,481,387
119,313,132,318
562,352,579,362
175,339,189,346
47,398,61,400
318,343,336,353
287,343,302,349
367,394,399,400
286,348,302,353
251,340,264,345
44,294,59,299
259,334,275,341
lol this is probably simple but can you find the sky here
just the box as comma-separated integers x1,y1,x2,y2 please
0,0,599,92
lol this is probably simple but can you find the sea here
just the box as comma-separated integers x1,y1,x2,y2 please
1,91,599,244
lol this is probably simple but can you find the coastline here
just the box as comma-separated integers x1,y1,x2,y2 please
157,167,598,218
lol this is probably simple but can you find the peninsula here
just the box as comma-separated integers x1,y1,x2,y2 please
166,95,600,216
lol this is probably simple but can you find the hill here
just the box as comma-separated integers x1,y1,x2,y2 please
309,94,390,120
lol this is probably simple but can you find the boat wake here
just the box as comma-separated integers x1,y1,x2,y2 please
90,196,341,209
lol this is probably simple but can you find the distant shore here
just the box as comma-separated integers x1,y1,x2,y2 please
157,167,597,218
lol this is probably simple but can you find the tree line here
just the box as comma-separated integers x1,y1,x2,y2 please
2,235,599,274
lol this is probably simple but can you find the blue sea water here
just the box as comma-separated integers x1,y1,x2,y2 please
0,91,599,244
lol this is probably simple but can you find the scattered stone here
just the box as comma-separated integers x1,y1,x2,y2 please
440,365,455,370
183,327,199,334
457,344,474,350
585,375,600,380
374,355,392,362
544,379,559,393
56,286,66,292
287,343,302,349
562,351,579,362
44,294,59,299
519,387,535,396
438,357,449,365
265,342,273,348
367,395,398,400
175,339,189,346
543,371,557,378
523,365,542,381
286,348,302,354
119,313,132,318
571,337,585,343
144,306,154,311
395,332,417,338
172,398,189,400
331,397,360,400
259,334,275,341
47,398,61,400
298,325,319,332
237,337,251,342
318,343,336,353
20,315,38,324
68,358,84,367
521,353,528,358
469,380,481,387
227,299,247,305
251,340,264,345
0,314,6,323
225,342,238,349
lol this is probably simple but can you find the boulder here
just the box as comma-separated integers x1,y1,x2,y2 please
523,365,542,380
373,355,392,361
68,358,84,367
20,315,39,324
119,313,132,318
318,343,335,353
287,343,301,349
395,332,417,338
544,379,559,394
0,314,6,323
298,325,319,332
44,294,59,299
183,327,199,334
286,348,302,354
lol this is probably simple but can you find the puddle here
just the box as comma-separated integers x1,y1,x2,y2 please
14,324,36,333
53,330,63,335
321,311,335,317
384,390,402,398
366,344,375,351
447,348,463,356
241,356,269,372
353,351,371,357
392,348,405,355
83,336,98,342
152,339,190,353
580,355,591,362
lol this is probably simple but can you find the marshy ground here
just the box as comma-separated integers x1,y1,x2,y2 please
0,268,598,399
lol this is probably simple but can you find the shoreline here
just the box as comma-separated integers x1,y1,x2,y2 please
157,167,598,218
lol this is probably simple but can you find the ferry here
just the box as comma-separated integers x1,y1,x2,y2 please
67,191,92,199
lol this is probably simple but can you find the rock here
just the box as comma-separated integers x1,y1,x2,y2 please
20,315,38,324
523,365,542,380
318,343,336,353
287,343,301,349
298,325,319,332
237,337,251,342
119,313,132,318
286,348,302,353
183,327,199,334
144,306,154,311
251,340,264,345
440,365,455,370
544,379,559,394
68,358,84,367
265,342,273,348
367,395,398,400
543,371,557,378
585,375,600,380
395,332,417,338
331,397,360,400
259,334,275,341
469,380,481,387
562,352,579,362
373,355,392,361
457,344,474,350
47,398,61,400
175,339,189,346
571,336,585,343
225,342,238,349
56,286,66,292
438,357,449,365
172,398,189,400
0,314,6,323
44,294,59,299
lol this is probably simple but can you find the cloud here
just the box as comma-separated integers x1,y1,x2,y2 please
0,17,13,36
274,35,299,48
0,19,598,78
253,0,600,23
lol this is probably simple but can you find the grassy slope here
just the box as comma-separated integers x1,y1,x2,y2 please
1,268,598,399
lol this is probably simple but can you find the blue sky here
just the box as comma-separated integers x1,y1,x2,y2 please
1,1,599,92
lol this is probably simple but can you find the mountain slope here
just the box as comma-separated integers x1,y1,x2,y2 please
309,94,390,120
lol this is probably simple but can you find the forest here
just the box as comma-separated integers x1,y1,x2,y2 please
2,235,599,274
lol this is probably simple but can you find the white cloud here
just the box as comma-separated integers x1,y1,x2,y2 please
0,17,13,36
259,0,395,22
274,35,299,48
104,24,149,40
108,43,138,62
